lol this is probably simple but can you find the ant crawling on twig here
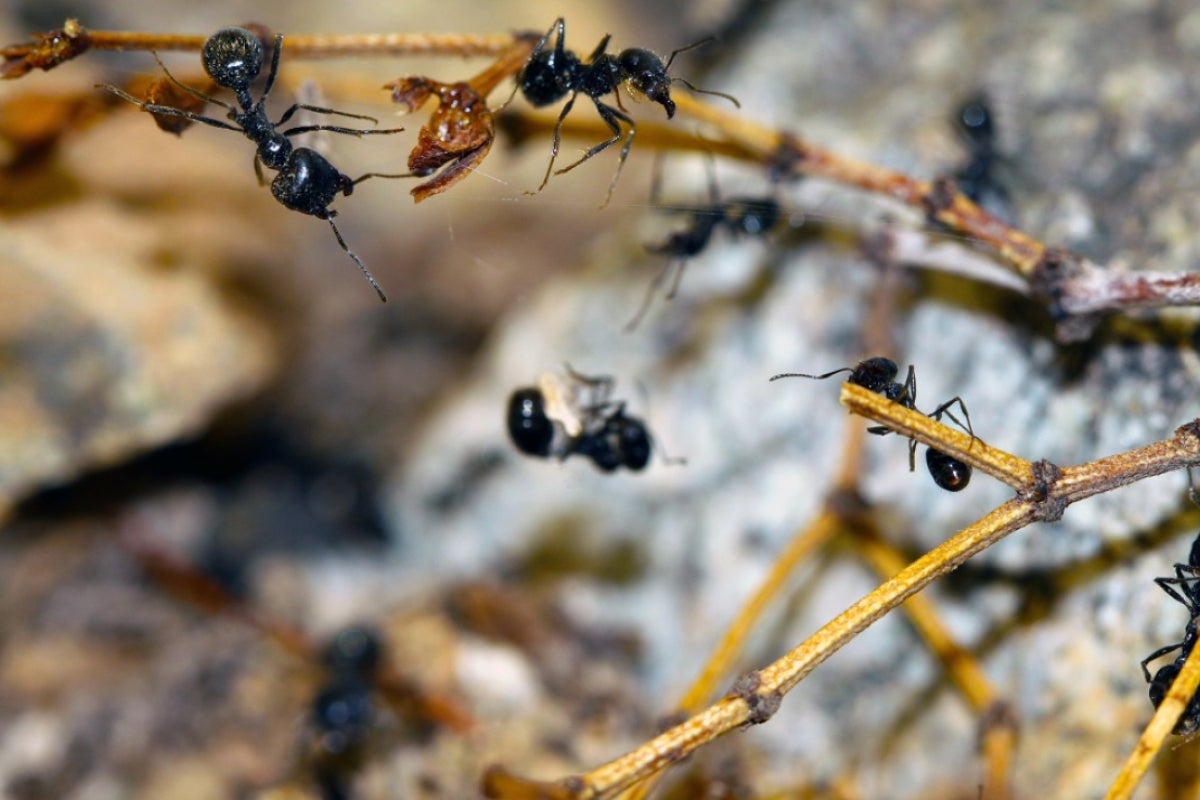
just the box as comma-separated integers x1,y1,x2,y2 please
515,17,739,206
507,366,668,473
96,26,407,302
626,161,780,330
1141,523,1200,735
770,356,975,492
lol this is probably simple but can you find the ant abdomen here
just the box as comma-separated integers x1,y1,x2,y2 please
926,447,972,492
507,388,556,457
272,147,354,218
201,27,264,93
519,50,581,107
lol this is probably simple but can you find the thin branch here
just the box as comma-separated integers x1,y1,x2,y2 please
840,383,1034,490
1106,639,1200,799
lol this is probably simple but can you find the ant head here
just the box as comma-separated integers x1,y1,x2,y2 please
507,388,555,457
617,48,675,118
323,627,383,676
202,27,264,92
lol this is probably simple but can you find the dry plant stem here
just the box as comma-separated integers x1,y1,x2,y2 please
1105,639,1200,800
851,530,997,711
840,383,1033,489
85,27,522,58
516,499,1036,800
489,410,1200,797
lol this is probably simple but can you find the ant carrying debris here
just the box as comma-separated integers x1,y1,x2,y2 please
626,162,780,329
516,17,738,205
770,356,974,492
1141,528,1200,735
97,26,406,302
507,367,660,473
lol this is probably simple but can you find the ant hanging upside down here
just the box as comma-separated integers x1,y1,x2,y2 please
97,26,407,302
507,367,664,473
770,356,975,492
1141,527,1200,735
516,17,739,206
625,160,781,330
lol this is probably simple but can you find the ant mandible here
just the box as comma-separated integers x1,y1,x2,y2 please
97,26,407,302
1141,528,1200,735
517,17,738,206
770,357,975,492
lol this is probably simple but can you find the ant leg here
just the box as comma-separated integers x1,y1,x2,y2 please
1155,571,1200,609
586,33,612,62
96,85,242,131
557,100,634,208
282,123,406,138
259,34,285,102
1142,641,1184,681
253,154,266,186
276,103,381,127
901,364,917,408
931,395,975,445
326,217,388,303
147,50,236,112
624,260,677,332
350,172,416,184
529,92,578,193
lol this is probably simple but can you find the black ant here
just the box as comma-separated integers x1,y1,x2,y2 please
506,368,657,473
626,162,780,329
97,26,407,302
770,357,974,492
951,93,1014,223
516,17,738,205
306,626,385,799
1141,529,1200,735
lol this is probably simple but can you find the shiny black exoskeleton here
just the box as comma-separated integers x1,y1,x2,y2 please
310,627,385,799
97,26,406,301
649,197,780,259
925,446,971,492
507,388,556,457
626,194,780,330
505,372,657,473
952,93,1014,222
518,17,737,203
570,404,653,472
1141,532,1200,735
771,357,976,492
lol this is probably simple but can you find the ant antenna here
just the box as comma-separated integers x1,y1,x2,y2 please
769,368,855,382
326,218,388,303
663,37,741,109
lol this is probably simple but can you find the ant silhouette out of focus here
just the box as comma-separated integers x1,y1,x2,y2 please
307,626,385,800
951,92,1015,223
1141,526,1200,735
770,356,974,492
97,26,406,302
516,17,739,205
507,367,659,473
626,164,780,330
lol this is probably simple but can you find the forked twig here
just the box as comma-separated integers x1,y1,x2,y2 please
483,388,1200,799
